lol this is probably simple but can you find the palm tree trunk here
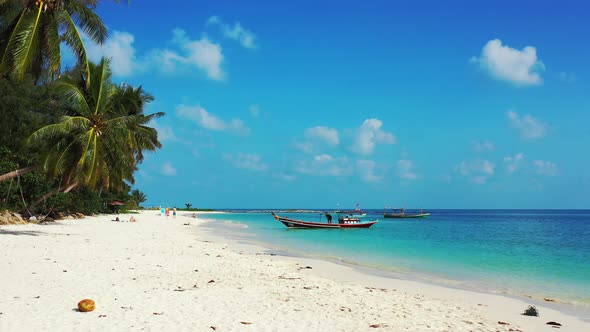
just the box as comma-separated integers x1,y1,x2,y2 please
28,182,78,211
0,165,38,182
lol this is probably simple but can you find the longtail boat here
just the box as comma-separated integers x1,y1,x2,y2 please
383,208,430,219
272,213,378,229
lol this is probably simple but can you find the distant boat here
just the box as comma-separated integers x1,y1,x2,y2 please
383,208,430,219
272,212,378,229
334,210,367,218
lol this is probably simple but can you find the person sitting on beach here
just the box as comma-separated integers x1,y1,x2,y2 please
130,216,138,223
191,213,197,218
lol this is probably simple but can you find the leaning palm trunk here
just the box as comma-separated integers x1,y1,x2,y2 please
27,181,78,213
0,165,38,182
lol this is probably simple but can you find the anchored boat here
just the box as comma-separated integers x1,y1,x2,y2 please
272,212,378,229
383,208,430,219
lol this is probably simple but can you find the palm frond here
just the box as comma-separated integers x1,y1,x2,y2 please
42,11,60,79
8,4,43,79
53,78,92,116
65,0,107,44
58,10,90,86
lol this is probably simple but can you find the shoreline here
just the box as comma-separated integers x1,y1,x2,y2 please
0,210,588,331
197,215,590,322
199,213,590,313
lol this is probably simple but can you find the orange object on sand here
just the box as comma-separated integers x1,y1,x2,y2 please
78,299,96,312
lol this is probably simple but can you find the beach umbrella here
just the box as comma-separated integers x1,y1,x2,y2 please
107,201,125,214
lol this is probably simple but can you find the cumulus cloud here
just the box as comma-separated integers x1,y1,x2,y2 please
143,29,225,80
86,31,139,77
295,154,353,177
507,111,547,140
471,140,495,152
161,162,177,176
177,104,250,135
305,126,340,146
356,160,382,182
273,172,296,181
208,16,257,49
351,118,395,155
223,153,268,171
503,153,524,174
398,159,420,180
533,160,558,176
455,159,495,184
294,126,339,154
149,120,177,142
470,38,544,86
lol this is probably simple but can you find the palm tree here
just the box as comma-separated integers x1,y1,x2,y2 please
27,57,163,205
185,203,192,209
0,0,109,85
130,189,146,207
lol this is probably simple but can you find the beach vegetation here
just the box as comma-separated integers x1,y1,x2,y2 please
523,305,539,316
130,189,147,208
0,2,163,219
0,0,110,85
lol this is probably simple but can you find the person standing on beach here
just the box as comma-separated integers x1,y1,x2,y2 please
173,207,177,219
165,207,170,218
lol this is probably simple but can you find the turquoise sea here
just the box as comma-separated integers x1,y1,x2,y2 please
199,210,590,309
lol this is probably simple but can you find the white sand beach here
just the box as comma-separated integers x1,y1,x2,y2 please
0,211,587,331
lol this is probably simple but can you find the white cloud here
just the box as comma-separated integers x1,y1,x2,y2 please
273,172,296,181
470,38,544,86
455,159,495,184
471,140,495,152
351,118,395,155
83,26,228,80
150,29,225,80
533,160,558,176
293,141,315,154
398,159,420,180
224,153,268,171
86,31,139,77
305,126,339,146
161,162,177,176
356,160,382,182
208,16,257,49
503,153,524,174
249,105,260,117
507,111,547,140
177,104,250,135
149,120,177,142
295,154,353,177
558,72,576,83
294,126,339,154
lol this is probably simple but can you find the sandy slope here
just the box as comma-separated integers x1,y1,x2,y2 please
0,210,587,331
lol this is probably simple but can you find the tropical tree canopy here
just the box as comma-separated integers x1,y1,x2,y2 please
0,0,108,84
28,57,164,192
130,188,146,207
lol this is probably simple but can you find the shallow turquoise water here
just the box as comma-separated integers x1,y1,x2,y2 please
200,210,590,305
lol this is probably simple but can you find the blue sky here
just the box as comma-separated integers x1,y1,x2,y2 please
87,0,589,209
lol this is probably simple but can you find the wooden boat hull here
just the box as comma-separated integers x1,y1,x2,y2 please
272,213,377,229
383,213,430,219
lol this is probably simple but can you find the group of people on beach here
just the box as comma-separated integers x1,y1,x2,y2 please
113,216,138,222
160,206,177,219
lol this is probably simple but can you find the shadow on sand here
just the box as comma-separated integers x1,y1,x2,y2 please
0,228,47,236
